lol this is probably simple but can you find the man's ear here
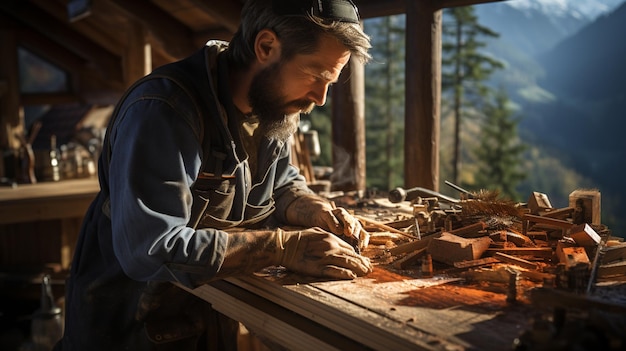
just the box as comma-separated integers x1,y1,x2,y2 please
254,29,281,65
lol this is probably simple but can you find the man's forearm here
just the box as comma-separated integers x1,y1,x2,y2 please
215,230,280,278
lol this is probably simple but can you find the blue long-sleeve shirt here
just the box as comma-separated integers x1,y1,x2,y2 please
59,40,313,350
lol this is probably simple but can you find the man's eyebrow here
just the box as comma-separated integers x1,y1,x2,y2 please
306,62,339,83
320,70,338,83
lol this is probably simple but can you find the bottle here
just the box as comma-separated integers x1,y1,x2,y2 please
49,135,60,181
30,274,64,351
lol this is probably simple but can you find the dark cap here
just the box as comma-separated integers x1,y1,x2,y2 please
273,0,360,24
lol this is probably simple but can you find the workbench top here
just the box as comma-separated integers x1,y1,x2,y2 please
0,178,99,225
0,177,99,202
178,195,626,351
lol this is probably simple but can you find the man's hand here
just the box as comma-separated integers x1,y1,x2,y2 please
276,227,372,279
285,196,370,250
319,206,370,250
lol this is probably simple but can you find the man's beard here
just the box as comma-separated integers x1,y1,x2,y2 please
248,62,315,141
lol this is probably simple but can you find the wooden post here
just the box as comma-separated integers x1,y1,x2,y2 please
0,29,21,150
331,56,366,193
404,1,441,191
124,20,151,87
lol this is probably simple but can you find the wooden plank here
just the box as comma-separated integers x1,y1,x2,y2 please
602,243,626,264
180,280,348,351
388,232,442,255
523,214,574,231
540,207,574,219
229,273,464,351
392,247,426,269
453,256,499,269
484,247,554,259
448,221,486,237
0,178,99,224
493,252,538,270
356,215,414,237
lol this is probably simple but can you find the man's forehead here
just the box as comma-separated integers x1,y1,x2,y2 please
300,56,349,81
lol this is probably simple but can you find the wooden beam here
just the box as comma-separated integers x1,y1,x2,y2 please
110,0,195,60
0,1,123,84
15,25,124,102
17,27,87,74
186,0,241,33
404,1,441,191
357,0,405,18
123,20,150,85
355,0,507,18
432,0,509,11
30,0,127,59
331,57,366,193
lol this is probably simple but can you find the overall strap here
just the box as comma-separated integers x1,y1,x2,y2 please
101,47,229,227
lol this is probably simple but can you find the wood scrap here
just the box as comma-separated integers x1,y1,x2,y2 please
525,231,548,241
602,242,626,264
527,192,552,214
368,232,407,246
569,189,601,225
383,218,416,229
460,265,519,284
484,247,554,259
540,207,574,219
428,232,492,266
556,246,590,270
356,215,414,238
447,221,486,238
493,252,538,270
392,247,426,270
567,223,601,247
598,261,626,278
488,230,536,247
453,257,499,269
523,214,574,230
387,232,441,256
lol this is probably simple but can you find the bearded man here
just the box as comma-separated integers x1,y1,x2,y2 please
55,0,372,350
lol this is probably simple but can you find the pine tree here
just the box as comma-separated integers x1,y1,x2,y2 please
473,89,527,200
442,6,504,185
363,15,406,191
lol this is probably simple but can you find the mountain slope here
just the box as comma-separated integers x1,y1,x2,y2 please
539,2,626,99
518,1,626,235
472,0,626,234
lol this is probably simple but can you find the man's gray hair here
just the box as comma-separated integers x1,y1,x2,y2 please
227,0,371,69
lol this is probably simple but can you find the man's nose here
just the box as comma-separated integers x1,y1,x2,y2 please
308,82,330,106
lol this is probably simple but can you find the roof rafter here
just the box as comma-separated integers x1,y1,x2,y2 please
110,0,196,60
0,1,123,84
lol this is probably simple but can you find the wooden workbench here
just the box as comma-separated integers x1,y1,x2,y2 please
179,264,536,351
0,177,99,270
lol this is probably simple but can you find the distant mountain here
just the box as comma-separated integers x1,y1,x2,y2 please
475,0,623,93
539,2,626,99
528,1,626,233
475,0,595,57
474,0,626,235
